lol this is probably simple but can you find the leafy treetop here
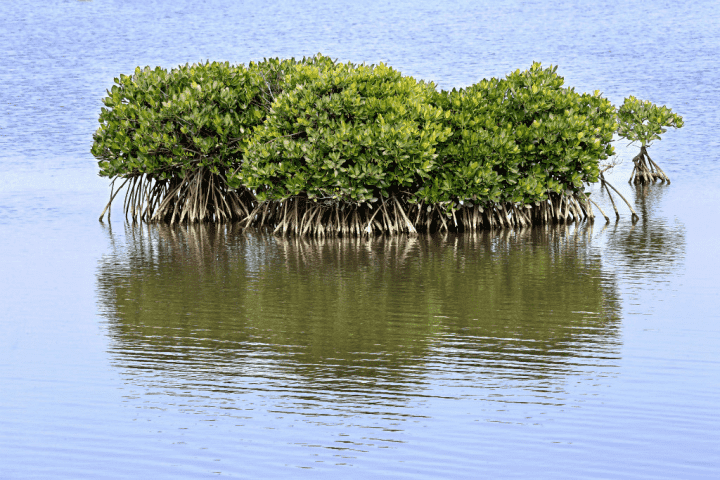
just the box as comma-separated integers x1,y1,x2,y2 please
616,95,684,147
231,61,451,203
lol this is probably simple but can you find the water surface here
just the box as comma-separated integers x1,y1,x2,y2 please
1,1,719,478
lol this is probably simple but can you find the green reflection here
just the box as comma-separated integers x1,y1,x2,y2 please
602,184,686,277
97,224,622,396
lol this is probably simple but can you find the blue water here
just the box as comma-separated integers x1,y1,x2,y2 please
1,1,719,478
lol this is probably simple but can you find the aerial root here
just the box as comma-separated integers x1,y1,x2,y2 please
100,169,256,224
98,177,130,222
589,199,610,223
102,179,642,233
629,146,671,185
243,192,610,237
600,172,639,222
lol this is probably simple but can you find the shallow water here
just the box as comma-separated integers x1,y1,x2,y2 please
1,1,719,478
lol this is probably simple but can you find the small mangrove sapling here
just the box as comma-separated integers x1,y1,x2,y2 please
617,96,684,185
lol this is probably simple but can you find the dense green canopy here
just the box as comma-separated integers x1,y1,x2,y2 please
92,56,337,180
433,63,616,206
229,61,450,204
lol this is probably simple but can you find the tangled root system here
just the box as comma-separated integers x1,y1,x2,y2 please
629,146,670,185
98,168,256,223
100,175,641,234
238,192,603,237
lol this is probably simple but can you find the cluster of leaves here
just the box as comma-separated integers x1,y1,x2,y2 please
229,61,451,203
616,95,684,147
232,61,616,209
92,56,336,180
431,63,617,207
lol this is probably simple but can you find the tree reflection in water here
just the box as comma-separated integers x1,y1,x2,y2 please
97,223,622,419
602,183,686,282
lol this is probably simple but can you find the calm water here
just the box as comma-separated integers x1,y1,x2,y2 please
1,0,719,478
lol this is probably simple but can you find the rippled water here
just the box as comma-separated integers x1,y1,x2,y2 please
1,1,719,478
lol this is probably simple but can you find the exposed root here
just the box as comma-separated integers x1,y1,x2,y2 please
99,177,130,222
600,172,640,222
100,168,256,224
102,174,642,233
629,146,671,185
589,198,610,223
241,192,608,237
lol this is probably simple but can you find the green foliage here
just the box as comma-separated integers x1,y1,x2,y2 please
617,95,684,146
432,62,616,206
92,61,260,180
92,55,337,180
231,61,451,203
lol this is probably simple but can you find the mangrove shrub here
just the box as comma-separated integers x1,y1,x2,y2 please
433,63,616,207
228,60,451,235
93,56,336,223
